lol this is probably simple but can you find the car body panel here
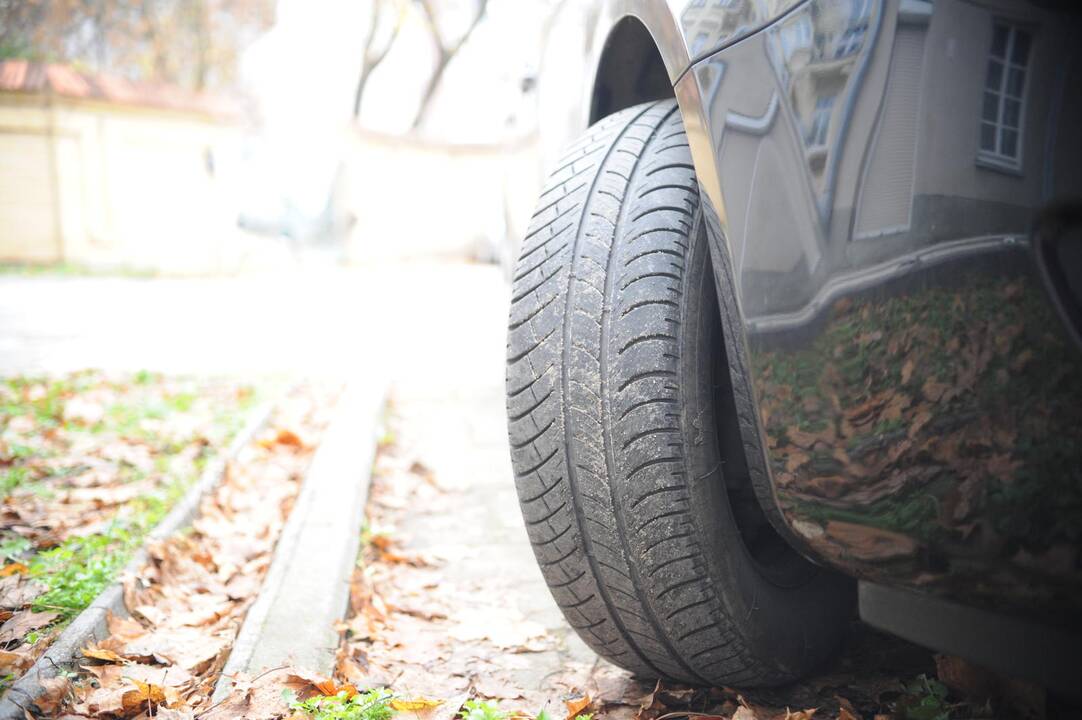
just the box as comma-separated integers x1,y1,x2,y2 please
675,0,1082,625
533,0,1082,628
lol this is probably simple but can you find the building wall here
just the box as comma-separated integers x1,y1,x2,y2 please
0,106,60,261
0,94,241,272
915,0,1078,206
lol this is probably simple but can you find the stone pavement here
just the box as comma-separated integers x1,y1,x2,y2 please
0,261,498,384
381,259,601,698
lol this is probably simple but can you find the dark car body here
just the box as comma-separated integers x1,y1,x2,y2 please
534,0,1082,689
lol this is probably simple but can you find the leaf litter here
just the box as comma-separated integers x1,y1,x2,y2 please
0,371,260,694
31,382,338,719
287,405,1041,720
17,380,1050,719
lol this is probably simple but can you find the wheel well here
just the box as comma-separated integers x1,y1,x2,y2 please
590,17,673,124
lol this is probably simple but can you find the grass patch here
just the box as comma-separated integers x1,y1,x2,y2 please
894,674,951,720
285,689,396,720
29,527,138,618
283,694,595,720
0,262,158,278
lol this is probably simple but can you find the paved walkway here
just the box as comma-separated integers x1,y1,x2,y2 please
0,261,496,383
381,265,603,703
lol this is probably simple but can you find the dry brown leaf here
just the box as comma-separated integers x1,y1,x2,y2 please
33,675,72,714
784,450,810,473
121,678,179,715
312,678,358,698
83,642,128,663
900,358,915,385
0,563,27,577
0,609,57,644
122,626,228,672
84,661,194,689
264,427,305,448
835,695,859,720
784,710,816,720
921,379,950,403
565,695,591,720
0,648,33,674
392,697,444,711
0,574,46,609
283,667,338,701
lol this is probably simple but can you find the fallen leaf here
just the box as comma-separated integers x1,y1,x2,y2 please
83,642,127,663
0,563,27,577
784,709,816,720
900,358,915,385
0,609,57,644
835,695,859,720
565,695,591,719
921,379,950,403
84,661,194,689
0,648,34,674
392,697,444,711
0,574,46,609
34,675,72,714
121,678,179,715
122,626,228,672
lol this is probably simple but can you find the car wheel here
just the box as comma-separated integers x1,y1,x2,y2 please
506,100,851,686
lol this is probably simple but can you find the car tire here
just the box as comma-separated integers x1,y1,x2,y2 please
506,100,851,686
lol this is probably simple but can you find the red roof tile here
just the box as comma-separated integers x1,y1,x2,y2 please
0,60,240,119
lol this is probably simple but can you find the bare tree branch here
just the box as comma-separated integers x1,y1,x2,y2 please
411,0,487,131
352,0,404,118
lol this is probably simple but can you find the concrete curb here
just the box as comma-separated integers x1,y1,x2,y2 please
212,378,387,701
0,400,275,720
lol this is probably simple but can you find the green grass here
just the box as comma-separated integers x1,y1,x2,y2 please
285,689,396,720
283,694,594,720
458,701,508,720
26,455,205,620
29,527,138,618
0,262,158,278
894,675,952,720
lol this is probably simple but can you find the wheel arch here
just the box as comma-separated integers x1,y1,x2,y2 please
588,16,672,124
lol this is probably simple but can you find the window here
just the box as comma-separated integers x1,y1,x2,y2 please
779,15,812,61
806,95,835,147
979,22,1031,169
834,0,870,58
833,25,867,58
692,32,711,55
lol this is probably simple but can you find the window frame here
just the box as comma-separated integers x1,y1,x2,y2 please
806,94,835,148
977,20,1033,173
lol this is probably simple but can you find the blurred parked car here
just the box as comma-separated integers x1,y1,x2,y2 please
237,137,355,249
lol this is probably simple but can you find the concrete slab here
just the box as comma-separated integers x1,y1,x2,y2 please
213,377,387,699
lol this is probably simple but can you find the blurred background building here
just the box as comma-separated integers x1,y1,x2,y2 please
0,0,557,274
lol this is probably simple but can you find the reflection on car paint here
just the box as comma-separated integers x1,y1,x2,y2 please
679,0,806,61
683,0,1082,620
